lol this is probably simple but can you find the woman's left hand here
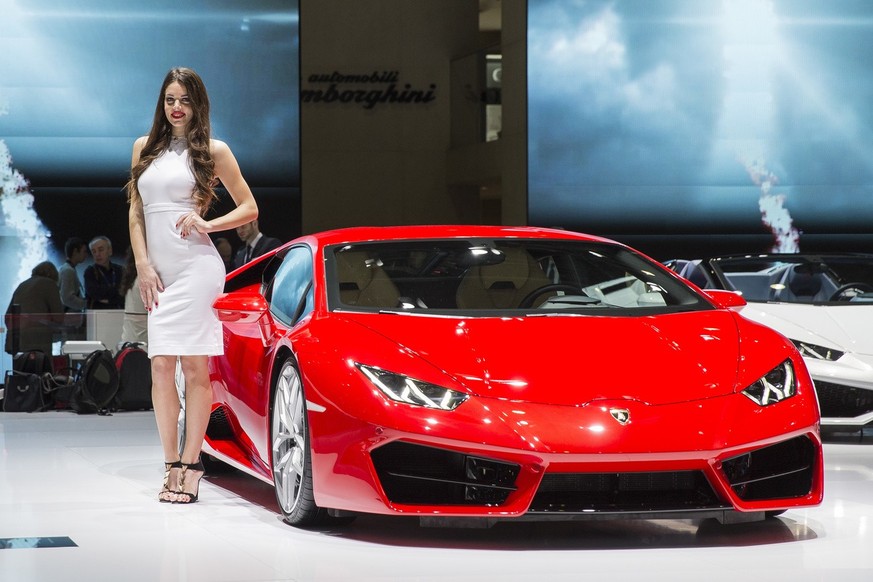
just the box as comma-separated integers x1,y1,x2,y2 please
176,211,212,237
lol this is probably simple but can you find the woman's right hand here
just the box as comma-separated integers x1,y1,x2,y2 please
137,262,164,310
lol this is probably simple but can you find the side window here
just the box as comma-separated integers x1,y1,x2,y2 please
269,246,314,326
686,265,713,289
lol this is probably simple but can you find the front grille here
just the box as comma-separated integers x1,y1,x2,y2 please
815,380,873,419
721,436,816,501
371,441,520,506
528,470,723,513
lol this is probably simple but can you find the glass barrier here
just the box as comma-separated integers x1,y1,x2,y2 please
2,309,124,377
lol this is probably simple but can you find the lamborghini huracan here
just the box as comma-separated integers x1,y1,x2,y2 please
202,226,823,528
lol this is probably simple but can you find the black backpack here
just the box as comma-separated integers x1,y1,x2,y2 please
113,342,153,410
68,349,119,415
12,350,53,375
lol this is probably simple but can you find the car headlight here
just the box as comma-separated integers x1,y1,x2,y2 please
356,364,469,410
742,360,796,406
790,340,844,361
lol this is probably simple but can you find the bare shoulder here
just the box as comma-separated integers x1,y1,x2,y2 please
210,138,232,157
131,136,149,164
133,135,148,152
210,139,241,171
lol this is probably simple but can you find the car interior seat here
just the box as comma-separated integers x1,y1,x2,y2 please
778,264,831,302
455,247,552,309
335,251,400,308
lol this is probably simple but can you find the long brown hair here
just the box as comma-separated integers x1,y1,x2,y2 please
119,246,137,295
125,67,217,213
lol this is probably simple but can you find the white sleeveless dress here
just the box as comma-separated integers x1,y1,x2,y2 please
137,140,225,357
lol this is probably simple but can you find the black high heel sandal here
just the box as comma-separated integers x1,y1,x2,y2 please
175,458,205,504
159,460,182,503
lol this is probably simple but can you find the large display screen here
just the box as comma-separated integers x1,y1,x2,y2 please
0,0,299,345
528,0,873,259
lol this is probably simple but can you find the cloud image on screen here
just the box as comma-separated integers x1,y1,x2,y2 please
528,0,873,257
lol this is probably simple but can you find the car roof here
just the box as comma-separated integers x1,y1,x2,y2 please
304,225,618,248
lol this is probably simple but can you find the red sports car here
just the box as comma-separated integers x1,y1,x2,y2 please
204,225,823,528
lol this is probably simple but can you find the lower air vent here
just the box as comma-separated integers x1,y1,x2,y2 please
721,436,816,501
371,441,520,506
206,406,235,440
815,381,873,419
528,470,723,513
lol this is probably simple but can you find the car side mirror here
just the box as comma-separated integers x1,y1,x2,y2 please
213,292,269,323
703,289,747,309
213,291,278,346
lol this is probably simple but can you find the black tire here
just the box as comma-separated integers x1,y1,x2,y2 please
270,356,328,527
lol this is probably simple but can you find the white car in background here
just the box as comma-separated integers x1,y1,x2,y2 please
666,254,873,443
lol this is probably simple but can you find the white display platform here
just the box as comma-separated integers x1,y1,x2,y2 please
85,309,124,354
61,340,109,363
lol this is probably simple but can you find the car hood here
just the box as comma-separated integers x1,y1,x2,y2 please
740,302,873,355
340,310,745,406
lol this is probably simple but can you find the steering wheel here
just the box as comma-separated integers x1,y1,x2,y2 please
829,282,873,302
518,284,586,308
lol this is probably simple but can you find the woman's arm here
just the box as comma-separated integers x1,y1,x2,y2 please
128,136,164,309
176,139,258,238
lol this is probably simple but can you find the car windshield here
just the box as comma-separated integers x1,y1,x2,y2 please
327,239,708,315
712,255,873,304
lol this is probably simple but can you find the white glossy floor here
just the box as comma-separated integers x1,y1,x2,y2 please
0,411,871,582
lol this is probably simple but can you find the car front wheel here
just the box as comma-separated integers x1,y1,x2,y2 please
271,356,322,527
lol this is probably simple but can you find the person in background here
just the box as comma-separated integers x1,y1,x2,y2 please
4,261,65,358
58,237,88,312
84,235,125,309
126,67,258,504
214,237,233,272
231,219,281,270
120,246,148,345
57,236,88,339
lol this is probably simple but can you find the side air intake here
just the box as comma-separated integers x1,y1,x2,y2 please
721,436,816,501
371,441,520,506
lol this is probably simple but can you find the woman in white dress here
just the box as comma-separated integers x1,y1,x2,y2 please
126,67,258,503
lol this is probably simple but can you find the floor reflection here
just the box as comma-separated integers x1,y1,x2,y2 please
0,412,869,581
211,464,820,550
